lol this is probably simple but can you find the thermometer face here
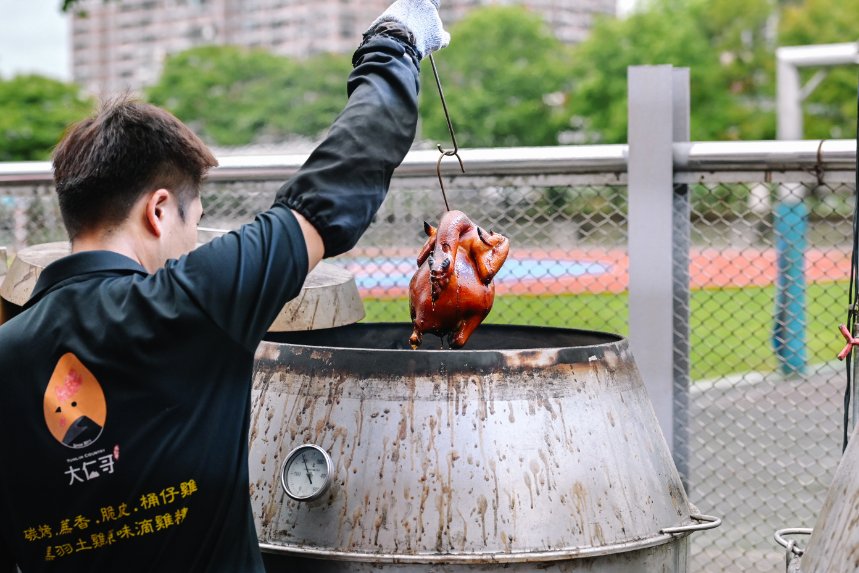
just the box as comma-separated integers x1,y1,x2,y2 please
281,444,333,501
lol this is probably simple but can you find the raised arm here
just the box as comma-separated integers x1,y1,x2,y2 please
174,5,449,349
275,0,450,263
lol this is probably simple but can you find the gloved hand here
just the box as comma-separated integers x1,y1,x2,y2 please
366,0,450,59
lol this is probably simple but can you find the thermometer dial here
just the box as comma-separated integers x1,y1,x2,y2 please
281,444,333,501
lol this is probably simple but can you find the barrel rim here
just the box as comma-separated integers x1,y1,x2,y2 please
257,323,630,377
258,528,692,563
261,322,626,353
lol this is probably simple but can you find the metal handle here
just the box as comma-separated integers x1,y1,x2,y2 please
660,512,722,534
774,527,812,567
428,53,465,212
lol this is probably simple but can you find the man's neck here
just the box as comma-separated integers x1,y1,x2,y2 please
71,229,149,271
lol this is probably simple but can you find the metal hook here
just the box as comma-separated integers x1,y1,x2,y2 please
429,53,465,212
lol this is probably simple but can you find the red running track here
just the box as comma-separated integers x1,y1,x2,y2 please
352,247,852,298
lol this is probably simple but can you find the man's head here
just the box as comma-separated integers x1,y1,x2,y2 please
52,96,218,265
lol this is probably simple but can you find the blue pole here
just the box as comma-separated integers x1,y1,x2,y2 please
773,200,808,376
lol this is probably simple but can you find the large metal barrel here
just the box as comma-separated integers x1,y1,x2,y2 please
774,422,859,573
250,323,718,571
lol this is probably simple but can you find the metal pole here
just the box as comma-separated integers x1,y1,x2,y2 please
773,190,808,376
773,43,859,377
774,50,804,377
853,314,859,432
776,52,803,141
671,68,691,489
775,42,859,145
4,140,859,185
628,65,676,459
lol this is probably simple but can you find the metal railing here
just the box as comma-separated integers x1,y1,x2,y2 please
3,138,853,184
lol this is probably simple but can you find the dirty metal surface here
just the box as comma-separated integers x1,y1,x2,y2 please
249,324,694,566
793,422,859,573
260,536,689,571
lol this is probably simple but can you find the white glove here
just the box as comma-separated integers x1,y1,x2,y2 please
367,0,450,59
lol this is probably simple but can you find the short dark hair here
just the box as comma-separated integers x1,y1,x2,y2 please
52,96,218,239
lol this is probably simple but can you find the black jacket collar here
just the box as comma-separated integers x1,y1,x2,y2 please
27,251,148,308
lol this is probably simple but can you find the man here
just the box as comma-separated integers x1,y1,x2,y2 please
0,1,448,570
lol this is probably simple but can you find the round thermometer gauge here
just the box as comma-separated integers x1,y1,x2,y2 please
280,444,333,501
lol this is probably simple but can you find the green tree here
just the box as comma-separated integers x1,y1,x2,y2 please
420,6,572,147
147,46,351,147
780,0,859,139
566,0,776,143
276,53,353,138
148,46,295,147
0,75,93,161
60,0,117,13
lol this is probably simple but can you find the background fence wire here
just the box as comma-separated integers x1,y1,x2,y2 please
0,162,853,573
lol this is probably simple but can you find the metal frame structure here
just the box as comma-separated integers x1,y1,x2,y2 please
776,42,859,141
1,139,855,185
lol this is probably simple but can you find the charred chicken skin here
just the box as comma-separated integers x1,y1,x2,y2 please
408,210,510,349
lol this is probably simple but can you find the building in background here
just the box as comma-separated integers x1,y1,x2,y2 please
440,0,615,45
71,0,616,96
71,0,390,95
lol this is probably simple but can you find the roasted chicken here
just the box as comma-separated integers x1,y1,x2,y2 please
408,210,510,349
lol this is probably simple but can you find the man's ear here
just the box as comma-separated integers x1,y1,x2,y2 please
144,189,171,238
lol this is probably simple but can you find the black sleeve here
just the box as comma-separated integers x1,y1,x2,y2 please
159,35,419,351
273,35,421,258
0,533,14,573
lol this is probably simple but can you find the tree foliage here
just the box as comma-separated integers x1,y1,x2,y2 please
60,0,113,13
779,0,859,139
419,6,572,147
147,46,351,147
0,75,93,161
64,0,859,147
566,0,776,144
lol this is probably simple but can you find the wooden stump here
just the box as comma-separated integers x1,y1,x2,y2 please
0,242,69,308
0,242,365,330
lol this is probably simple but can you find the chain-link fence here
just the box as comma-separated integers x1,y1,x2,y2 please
188,167,632,335
0,145,854,572
682,178,851,572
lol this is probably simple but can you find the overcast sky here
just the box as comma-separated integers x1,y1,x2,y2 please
0,0,70,80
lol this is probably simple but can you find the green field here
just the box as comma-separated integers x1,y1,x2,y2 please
362,281,849,380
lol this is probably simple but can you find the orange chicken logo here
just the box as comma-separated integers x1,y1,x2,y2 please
43,353,106,449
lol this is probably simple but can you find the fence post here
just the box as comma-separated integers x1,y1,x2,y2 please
627,66,691,485
773,81,809,378
671,69,691,488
